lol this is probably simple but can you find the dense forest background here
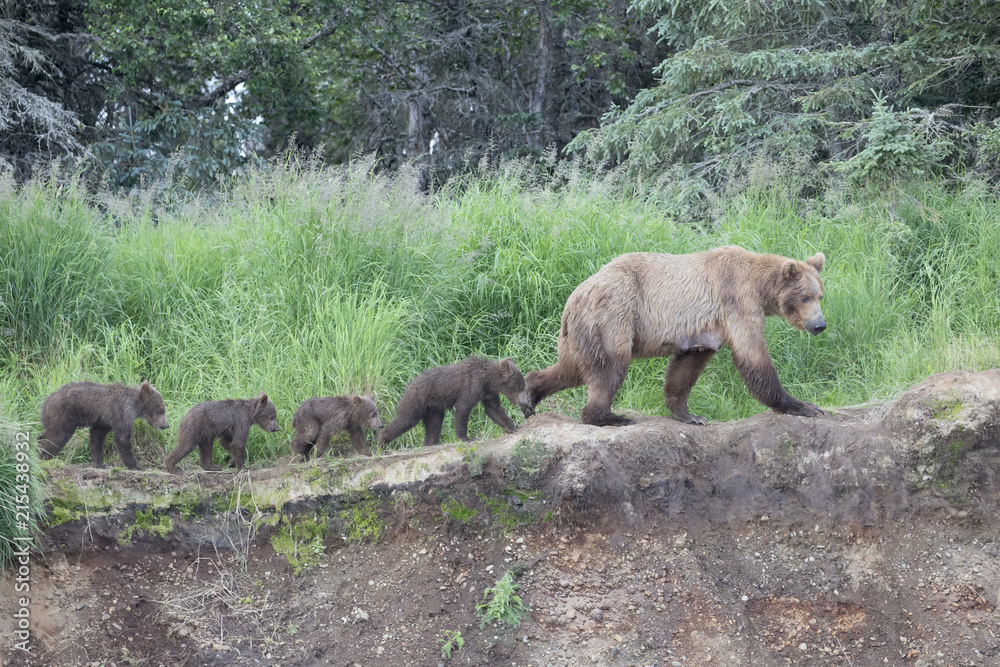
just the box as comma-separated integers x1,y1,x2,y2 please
4,0,1000,192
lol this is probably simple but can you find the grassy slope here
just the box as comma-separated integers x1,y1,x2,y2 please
1,159,999,469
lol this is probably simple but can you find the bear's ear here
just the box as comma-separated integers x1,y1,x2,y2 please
500,358,515,377
351,395,363,406
258,392,269,405
139,381,152,399
806,252,825,273
781,259,802,282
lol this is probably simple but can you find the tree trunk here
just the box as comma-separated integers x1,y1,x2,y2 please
528,1,554,149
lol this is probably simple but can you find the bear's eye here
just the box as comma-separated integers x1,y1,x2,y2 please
801,296,810,303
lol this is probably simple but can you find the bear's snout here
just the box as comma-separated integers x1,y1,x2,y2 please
807,317,826,335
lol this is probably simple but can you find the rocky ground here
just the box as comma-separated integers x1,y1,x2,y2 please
3,370,1000,667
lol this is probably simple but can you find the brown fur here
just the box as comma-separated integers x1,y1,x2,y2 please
525,246,826,426
164,392,279,474
290,395,383,460
378,357,532,447
37,381,169,469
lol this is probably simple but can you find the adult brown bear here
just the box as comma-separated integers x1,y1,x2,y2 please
524,246,827,426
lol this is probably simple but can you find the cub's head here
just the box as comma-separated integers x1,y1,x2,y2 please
252,392,280,432
139,381,170,430
779,252,826,335
352,395,383,431
497,358,533,410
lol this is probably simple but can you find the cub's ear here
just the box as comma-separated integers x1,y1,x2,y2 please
351,395,363,406
806,252,825,273
258,392,269,405
500,358,515,377
139,380,152,398
363,394,376,403
781,259,802,282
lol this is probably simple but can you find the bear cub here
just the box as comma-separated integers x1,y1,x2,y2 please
290,394,383,460
38,381,169,469
378,357,532,447
165,392,279,474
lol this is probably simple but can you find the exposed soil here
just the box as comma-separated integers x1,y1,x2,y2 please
3,370,1000,667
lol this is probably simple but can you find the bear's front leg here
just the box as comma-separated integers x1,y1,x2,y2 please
733,342,824,418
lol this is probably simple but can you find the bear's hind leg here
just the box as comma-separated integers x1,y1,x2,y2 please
38,427,73,460
197,435,223,471
313,423,337,458
664,350,716,425
290,420,319,460
378,411,422,446
524,361,582,417
580,358,631,426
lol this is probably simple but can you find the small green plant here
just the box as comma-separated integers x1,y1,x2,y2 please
440,497,477,525
393,490,415,509
270,515,327,575
478,491,544,535
457,441,486,477
476,571,529,629
287,622,299,636
339,493,386,545
505,437,548,486
117,509,174,546
438,629,466,659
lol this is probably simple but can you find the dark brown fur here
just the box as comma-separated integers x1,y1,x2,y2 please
378,357,532,447
37,381,169,469
164,392,279,474
525,246,827,426
290,395,383,460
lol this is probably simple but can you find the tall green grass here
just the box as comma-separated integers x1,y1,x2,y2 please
2,157,999,474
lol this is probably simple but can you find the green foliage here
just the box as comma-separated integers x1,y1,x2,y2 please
438,629,466,659
838,97,951,185
476,571,529,629
117,508,174,546
339,493,385,545
456,442,486,477
504,437,549,487
270,515,327,575
0,425,45,568
572,0,1000,183
440,498,477,526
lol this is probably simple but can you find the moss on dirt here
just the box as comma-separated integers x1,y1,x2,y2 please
270,515,327,575
117,508,175,546
921,391,965,420
338,492,386,545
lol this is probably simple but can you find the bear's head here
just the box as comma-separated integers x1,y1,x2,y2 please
352,395,383,431
498,358,533,410
252,392,281,432
139,380,170,430
779,253,826,335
